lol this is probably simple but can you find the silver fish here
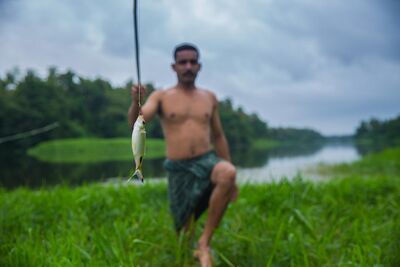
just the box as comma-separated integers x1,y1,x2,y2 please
128,114,146,182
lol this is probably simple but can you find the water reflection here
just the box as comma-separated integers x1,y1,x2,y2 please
1,142,361,189
354,142,388,156
0,150,165,189
230,147,270,167
230,142,322,168
238,144,360,183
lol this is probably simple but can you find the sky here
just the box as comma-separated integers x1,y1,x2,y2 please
1,0,399,136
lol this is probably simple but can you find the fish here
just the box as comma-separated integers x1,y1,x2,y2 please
128,114,146,182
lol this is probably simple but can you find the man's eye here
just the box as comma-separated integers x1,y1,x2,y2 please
177,60,198,65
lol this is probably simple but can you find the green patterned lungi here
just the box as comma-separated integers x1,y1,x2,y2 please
163,151,222,231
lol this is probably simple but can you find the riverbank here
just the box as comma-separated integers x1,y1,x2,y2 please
27,137,280,163
1,147,399,266
27,138,166,163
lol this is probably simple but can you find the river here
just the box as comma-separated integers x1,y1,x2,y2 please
237,144,359,183
0,142,360,189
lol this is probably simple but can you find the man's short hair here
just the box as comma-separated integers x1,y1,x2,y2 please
173,43,200,61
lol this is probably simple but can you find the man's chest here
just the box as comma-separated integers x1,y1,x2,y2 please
161,94,213,123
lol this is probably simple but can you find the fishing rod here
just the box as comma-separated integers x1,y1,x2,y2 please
133,0,142,108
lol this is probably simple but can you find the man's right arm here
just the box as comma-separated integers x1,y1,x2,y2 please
128,86,162,128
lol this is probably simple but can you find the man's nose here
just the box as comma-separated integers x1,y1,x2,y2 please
184,62,194,68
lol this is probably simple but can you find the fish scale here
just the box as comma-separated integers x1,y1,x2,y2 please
129,114,146,182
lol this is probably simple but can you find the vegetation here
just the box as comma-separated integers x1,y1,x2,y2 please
251,139,280,150
0,68,140,143
27,137,280,164
1,147,399,266
2,61,399,266
268,127,325,146
0,68,324,150
27,138,165,163
355,114,400,154
317,146,400,178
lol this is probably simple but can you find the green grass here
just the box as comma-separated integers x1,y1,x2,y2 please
252,139,281,150
28,137,281,163
316,146,400,178
27,138,165,163
1,147,400,266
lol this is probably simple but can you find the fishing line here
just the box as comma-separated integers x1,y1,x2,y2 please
0,122,60,144
133,0,141,108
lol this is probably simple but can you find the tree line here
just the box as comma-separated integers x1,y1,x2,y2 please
0,68,324,149
355,115,400,152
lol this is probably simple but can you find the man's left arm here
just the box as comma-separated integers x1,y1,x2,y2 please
210,94,231,162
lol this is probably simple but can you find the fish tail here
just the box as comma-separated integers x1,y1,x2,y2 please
126,174,133,183
127,169,144,183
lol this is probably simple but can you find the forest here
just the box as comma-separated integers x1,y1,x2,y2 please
354,114,400,153
0,68,325,148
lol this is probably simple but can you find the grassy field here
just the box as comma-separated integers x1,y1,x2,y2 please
251,139,281,150
27,137,278,163
316,146,400,178
27,138,166,163
1,148,399,266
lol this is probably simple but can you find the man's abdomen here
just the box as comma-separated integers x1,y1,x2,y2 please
164,122,212,160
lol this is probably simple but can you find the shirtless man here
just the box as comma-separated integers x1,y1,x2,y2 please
128,43,238,267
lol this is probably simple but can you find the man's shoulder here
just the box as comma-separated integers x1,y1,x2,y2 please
149,87,167,100
198,87,218,103
162,86,176,94
156,87,177,101
197,87,217,99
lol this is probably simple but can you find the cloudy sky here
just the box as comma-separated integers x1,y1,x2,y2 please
1,0,399,135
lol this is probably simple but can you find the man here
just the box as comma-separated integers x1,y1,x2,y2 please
128,43,238,267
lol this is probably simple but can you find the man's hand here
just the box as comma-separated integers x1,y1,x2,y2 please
129,85,162,127
130,85,147,104
128,85,146,127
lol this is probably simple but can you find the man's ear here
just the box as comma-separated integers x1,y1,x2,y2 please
171,63,176,72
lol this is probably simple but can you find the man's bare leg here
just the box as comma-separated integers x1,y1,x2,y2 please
194,161,237,267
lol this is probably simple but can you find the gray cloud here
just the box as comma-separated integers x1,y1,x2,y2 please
0,0,399,135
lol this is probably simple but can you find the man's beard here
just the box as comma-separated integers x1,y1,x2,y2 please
183,71,194,77
180,71,196,82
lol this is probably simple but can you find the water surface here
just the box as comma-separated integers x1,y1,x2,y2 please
237,144,360,183
0,142,360,189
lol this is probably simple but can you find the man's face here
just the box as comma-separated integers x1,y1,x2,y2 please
172,50,201,84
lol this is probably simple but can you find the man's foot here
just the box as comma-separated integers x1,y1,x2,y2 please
193,246,213,267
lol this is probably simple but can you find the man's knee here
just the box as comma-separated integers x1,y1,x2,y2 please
212,162,236,186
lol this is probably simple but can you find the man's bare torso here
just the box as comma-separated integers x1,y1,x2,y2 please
157,87,216,160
